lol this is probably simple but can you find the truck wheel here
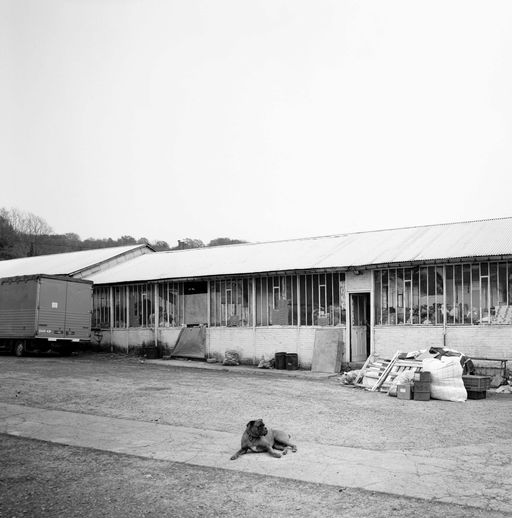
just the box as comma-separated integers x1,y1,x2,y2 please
14,341,26,357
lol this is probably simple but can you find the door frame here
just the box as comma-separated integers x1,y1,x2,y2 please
347,290,372,362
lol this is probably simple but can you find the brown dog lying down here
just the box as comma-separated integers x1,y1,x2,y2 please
230,419,297,460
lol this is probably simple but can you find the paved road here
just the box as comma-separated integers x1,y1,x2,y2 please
1,401,511,513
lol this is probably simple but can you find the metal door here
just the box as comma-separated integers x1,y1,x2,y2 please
37,278,67,338
65,281,93,340
350,293,370,362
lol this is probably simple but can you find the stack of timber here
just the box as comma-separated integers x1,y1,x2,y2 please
354,351,423,392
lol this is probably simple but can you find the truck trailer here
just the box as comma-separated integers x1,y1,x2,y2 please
0,274,93,356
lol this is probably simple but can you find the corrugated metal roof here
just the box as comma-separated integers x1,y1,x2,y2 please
0,245,152,278
87,217,512,284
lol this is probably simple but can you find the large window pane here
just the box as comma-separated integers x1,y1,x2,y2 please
113,286,126,328
388,269,397,324
462,265,471,323
481,264,490,323
381,270,388,324
411,267,420,324
445,266,454,324
471,264,480,324
453,265,462,324
499,263,507,305
396,269,404,324
339,275,346,325
490,263,498,320
374,270,381,325
420,267,429,324
92,287,110,329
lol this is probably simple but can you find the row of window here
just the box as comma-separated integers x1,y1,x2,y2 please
92,262,512,329
92,273,347,329
374,262,512,325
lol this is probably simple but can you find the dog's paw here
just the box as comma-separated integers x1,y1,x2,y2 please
282,449,288,455
291,446,297,453
230,455,237,460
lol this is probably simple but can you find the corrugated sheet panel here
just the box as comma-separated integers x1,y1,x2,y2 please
0,245,151,279
87,217,512,284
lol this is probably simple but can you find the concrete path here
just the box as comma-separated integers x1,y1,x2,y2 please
1,403,511,513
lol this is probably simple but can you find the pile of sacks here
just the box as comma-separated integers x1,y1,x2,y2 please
496,374,512,393
223,350,240,366
338,370,360,385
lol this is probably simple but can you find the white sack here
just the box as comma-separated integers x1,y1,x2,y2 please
422,357,467,402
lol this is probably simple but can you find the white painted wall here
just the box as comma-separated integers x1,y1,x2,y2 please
374,326,445,357
374,325,512,359
103,328,155,352
207,327,322,368
104,325,347,369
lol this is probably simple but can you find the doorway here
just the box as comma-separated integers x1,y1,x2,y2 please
170,281,208,359
184,281,208,325
350,293,371,362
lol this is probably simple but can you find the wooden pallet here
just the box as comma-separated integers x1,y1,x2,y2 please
355,352,423,392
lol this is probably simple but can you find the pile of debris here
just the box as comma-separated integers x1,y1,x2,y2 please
339,347,506,402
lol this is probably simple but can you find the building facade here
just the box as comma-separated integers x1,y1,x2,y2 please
1,219,510,372
91,260,512,370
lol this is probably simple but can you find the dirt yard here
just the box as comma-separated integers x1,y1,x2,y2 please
1,352,511,517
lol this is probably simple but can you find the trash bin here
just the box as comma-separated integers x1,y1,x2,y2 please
275,352,287,370
286,353,299,370
140,346,159,359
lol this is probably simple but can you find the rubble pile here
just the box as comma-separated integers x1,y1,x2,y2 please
339,347,510,402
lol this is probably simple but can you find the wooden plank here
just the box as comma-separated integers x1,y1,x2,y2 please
371,351,401,391
311,328,343,373
353,354,375,385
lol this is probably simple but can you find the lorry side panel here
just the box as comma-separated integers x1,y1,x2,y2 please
64,281,93,340
0,278,38,338
37,277,67,339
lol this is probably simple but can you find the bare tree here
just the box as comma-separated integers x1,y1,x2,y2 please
5,208,27,234
1,208,53,256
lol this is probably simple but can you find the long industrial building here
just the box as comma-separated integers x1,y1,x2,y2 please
1,218,511,372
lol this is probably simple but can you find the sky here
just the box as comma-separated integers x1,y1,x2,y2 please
1,1,512,247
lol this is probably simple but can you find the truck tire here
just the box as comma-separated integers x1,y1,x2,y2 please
14,341,26,357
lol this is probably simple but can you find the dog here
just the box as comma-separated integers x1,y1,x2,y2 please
230,419,297,460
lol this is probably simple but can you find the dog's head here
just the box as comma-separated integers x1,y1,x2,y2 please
246,419,268,438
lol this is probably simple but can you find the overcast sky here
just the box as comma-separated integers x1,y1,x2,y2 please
1,0,511,246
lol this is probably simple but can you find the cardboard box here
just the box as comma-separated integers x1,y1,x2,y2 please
397,384,413,400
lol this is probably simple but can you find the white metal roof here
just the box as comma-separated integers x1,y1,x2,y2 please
0,245,152,278
87,218,512,284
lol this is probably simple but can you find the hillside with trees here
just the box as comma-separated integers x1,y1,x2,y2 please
0,207,247,260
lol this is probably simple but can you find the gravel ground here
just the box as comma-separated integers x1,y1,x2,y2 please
1,351,511,517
